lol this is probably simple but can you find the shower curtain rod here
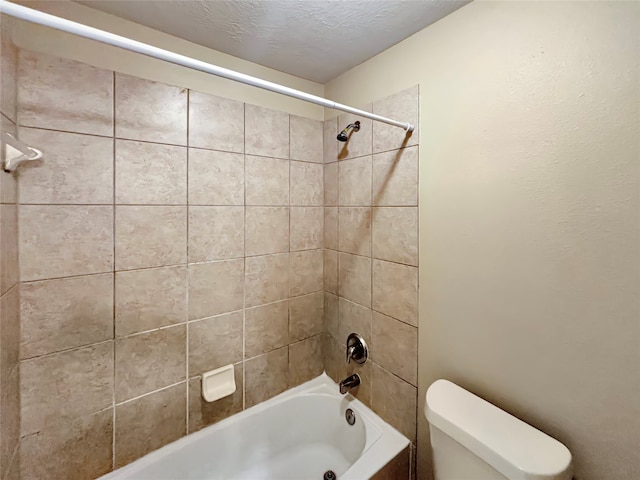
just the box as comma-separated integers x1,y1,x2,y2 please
0,0,415,132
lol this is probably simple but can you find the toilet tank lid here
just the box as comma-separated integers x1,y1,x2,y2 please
425,380,573,480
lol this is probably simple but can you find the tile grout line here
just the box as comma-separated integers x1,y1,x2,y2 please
111,69,117,471
185,88,191,435
242,100,246,411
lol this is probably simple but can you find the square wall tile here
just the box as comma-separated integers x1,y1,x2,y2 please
245,104,289,158
0,204,18,294
115,206,187,270
245,155,289,205
371,312,417,386
245,347,288,408
324,250,338,294
115,266,187,336
372,260,418,326
338,297,372,345
339,156,372,206
289,335,323,387
290,161,323,206
115,73,187,145
115,325,186,402
338,253,372,308
0,116,17,204
337,106,373,160
245,301,289,358
324,163,338,207
189,206,244,262
339,207,372,256
115,383,186,467
290,116,323,163
21,274,113,359
18,128,113,204
18,51,113,136
245,207,289,256
189,365,243,433
372,207,418,266
188,259,244,320
188,149,244,205
324,293,338,340
372,146,418,206
20,410,113,480
371,364,417,442
189,91,244,153
116,140,187,205
324,207,338,250
21,342,113,436
323,118,338,163
189,312,243,375
245,254,289,308
290,207,323,251
19,205,113,281
373,86,419,154
289,292,323,343
289,250,323,297
1,23,17,123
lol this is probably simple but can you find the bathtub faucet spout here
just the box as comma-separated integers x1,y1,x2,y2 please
339,374,361,394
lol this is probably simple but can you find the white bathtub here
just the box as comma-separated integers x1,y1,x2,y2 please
100,373,409,480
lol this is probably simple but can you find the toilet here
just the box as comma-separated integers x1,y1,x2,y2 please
425,380,573,480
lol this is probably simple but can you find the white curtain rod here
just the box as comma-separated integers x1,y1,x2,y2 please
0,0,414,132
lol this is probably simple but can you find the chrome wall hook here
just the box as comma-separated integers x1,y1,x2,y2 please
2,132,43,173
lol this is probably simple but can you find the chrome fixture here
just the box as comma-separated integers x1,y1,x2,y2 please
345,333,368,364
339,374,361,395
337,121,360,142
345,408,356,425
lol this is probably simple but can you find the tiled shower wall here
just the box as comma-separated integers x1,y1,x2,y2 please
16,50,324,479
322,87,420,472
0,15,20,480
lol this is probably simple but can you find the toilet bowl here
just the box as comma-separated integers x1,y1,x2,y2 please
425,380,573,480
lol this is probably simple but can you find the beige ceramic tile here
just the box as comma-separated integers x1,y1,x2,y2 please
0,204,18,294
372,207,418,266
338,253,372,307
344,359,372,406
189,206,244,262
324,207,338,250
188,365,243,433
245,207,289,256
290,207,323,251
245,155,289,205
290,161,323,205
337,106,373,160
21,274,113,359
324,249,338,294
323,118,338,163
19,128,113,204
372,260,418,326
0,115,17,204
20,409,113,480
115,383,186,467
115,206,186,270
371,364,417,442
373,86,419,154
371,311,417,386
289,335,323,387
21,342,113,436
115,325,186,402
189,91,244,153
372,146,418,206
0,319,18,478
115,266,187,336
19,205,113,281
115,73,187,145
1,22,17,123
244,254,289,308
188,259,244,320
245,301,289,358
290,116,323,163
289,291,324,343
245,104,289,158
324,162,338,207
289,250,323,297
244,347,289,408
189,312,243,375
371,447,410,480
338,297,372,345
324,292,339,340
339,156,372,206
18,51,113,136
188,149,244,205
0,285,19,375
116,139,186,205
339,207,372,256
322,335,343,383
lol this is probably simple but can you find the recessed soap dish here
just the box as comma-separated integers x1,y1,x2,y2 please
202,364,236,403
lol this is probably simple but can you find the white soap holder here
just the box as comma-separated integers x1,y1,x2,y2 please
202,364,236,403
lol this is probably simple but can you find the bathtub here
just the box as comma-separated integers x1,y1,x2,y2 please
100,373,410,480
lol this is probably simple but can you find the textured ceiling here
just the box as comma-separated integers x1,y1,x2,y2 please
75,0,470,82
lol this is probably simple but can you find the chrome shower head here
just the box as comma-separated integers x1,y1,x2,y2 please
337,121,360,142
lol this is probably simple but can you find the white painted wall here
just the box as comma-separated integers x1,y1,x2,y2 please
326,2,639,479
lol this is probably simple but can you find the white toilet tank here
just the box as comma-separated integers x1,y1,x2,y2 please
424,380,573,480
